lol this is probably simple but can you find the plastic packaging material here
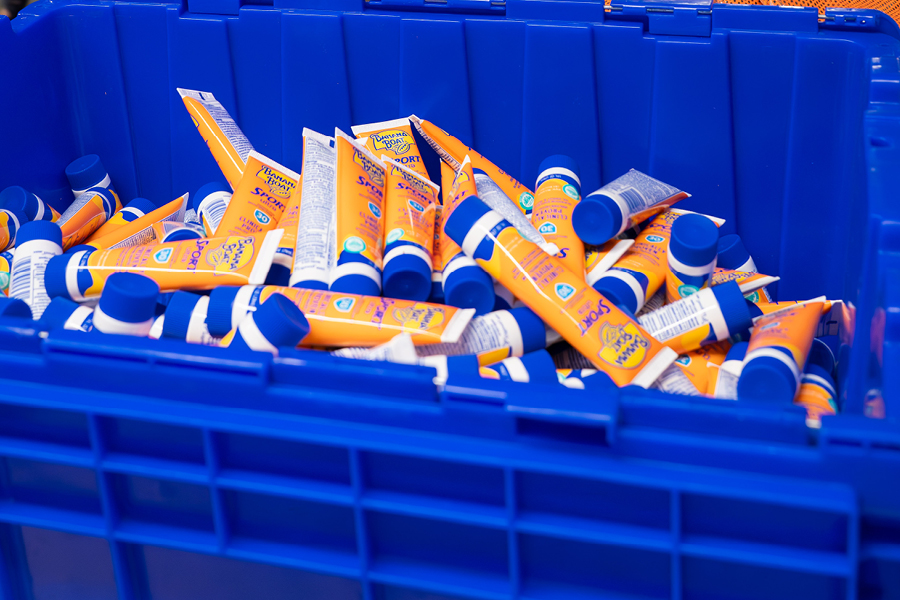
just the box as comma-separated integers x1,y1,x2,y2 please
418,353,481,387
0,185,59,223
178,89,254,190
531,155,583,275
717,234,758,273
416,307,546,365
86,193,189,249
440,157,495,315
710,341,748,400
91,273,159,336
352,118,430,179
666,213,719,302
638,281,752,355
410,115,535,217
151,221,205,243
44,230,283,301
39,297,93,332
65,155,116,200
573,170,689,245
444,195,676,387
331,333,418,364
794,364,838,428
206,285,474,347
269,176,302,287
160,291,221,345
86,197,158,242
216,151,299,239
738,300,824,403
381,157,438,301
193,182,232,238
480,349,557,383
8,221,63,319
56,188,118,250
220,293,310,355
291,128,335,290
0,251,12,295
0,296,32,320
586,239,634,287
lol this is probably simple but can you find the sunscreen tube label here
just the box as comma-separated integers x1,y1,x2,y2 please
229,285,474,347
352,118,429,179
199,191,233,238
0,251,13,295
64,230,282,300
586,239,634,287
532,172,583,276
9,238,62,319
638,286,730,355
666,252,716,303
589,169,689,236
272,176,302,270
87,194,189,250
291,129,336,288
712,268,777,302
0,212,18,252
410,115,535,216
416,309,525,365
331,130,386,290
794,374,838,428
217,151,299,239
58,190,114,250
440,157,481,290
744,301,824,389
473,170,557,255
178,88,254,190
88,204,151,242
332,332,418,364
652,364,701,395
451,205,676,387
382,157,437,271
711,364,740,400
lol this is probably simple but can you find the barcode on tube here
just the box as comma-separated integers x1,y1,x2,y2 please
207,199,228,225
619,188,646,212
638,300,705,341
9,258,31,300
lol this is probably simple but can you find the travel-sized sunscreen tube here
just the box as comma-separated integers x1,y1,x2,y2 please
44,230,282,301
638,281,753,355
573,170,689,245
0,296,32,319
381,157,438,301
178,89,254,190
473,169,557,255
39,297,93,332
57,188,118,250
291,128,336,290
709,341,747,399
332,333,418,364
352,118,430,179
216,151,299,239
220,293,310,355
86,193,189,250
409,115,535,217
532,155,583,275
666,213,719,302
194,182,232,238
652,364,702,395
65,155,116,200
716,234,757,272
91,273,159,336
330,130,386,295
0,250,12,295
419,353,481,387
0,208,25,252
268,176,302,287
0,186,60,223
416,306,546,365
711,268,778,299
206,285,474,347
87,198,157,242
9,221,63,319
738,299,824,403
151,221,205,243
794,364,838,428
480,349,557,383
586,239,634,287
443,195,677,387
441,158,495,315
667,342,730,396
160,291,221,345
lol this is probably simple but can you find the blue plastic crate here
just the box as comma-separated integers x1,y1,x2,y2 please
1,0,900,597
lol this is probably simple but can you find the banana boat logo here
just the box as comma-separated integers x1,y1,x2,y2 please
371,129,413,155
392,303,445,331
353,150,385,187
206,236,255,273
597,322,650,369
256,165,296,199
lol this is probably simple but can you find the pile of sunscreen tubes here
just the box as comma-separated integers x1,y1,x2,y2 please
0,89,842,429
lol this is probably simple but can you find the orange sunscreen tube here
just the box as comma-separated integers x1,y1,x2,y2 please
44,230,282,301
291,128,336,290
268,175,302,285
443,195,677,387
665,213,719,303
737,299,824,403
472,168,557,255
585,239,634,287
178,88,254,190
532,155,583,276
352,118,430,179
205,285,474,347
87,197,158,242
57,188,118,250
711,268,779,303
0,250,12,295
409,115,535,216
669,341,731,395
330,130,386,295
0,209,23,252
794,365,838,428
381,156,438,301
216,150,299,239
86,194,189,250
709,342,747,399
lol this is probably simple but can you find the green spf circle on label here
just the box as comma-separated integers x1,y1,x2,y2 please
344,237,366,253
745,291,759,303
387,229,404,244
678,285,699,297
563,184,579,200
519,192,534,210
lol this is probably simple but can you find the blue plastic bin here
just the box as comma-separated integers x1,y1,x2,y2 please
1,0,900,598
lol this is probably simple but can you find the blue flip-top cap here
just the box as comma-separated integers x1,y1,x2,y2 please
725,341,749,362
0,296,32,320
124,197,157,216
330,274,381,297
162,226,203,242
44,253,79,300
670,213,719,266
443,265,495,316
807,338,836,375
383,254,431,301
593,275,640,314
16,220,62,247
803,364,836,397
738,347,798,403
92,188,118,218
39,297,80,330
518,349,558,384
443,196,492,248
65,155,108,192
536,155,581,189
193,182,230,212
99,273,159,324
710,281,752,336
731,300,763,342
572,192,622,246
717,234,753,271
265,264,291,287
509,307,547,353
253,293,310,347
206,286,242,336
161,291,204,340
0,186,42,222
